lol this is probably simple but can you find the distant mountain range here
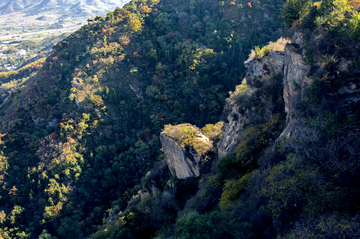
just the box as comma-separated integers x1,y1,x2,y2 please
0,0,125,16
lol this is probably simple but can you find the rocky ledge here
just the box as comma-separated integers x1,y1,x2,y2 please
160,125,215,179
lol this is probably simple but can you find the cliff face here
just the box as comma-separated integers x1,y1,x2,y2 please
279,32,312,139
218,50,285,158
160,132,215,179
160,29,360,179
280,31,360,138
218,31,360,159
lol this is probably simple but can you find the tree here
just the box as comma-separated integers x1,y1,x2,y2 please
175,211,252,239
94,15,104,22
140,5,152,14
154,13,175,34
349,11,360,40
129,18,142,32
106,11,115,21
39,229,58,239
282,0,312,27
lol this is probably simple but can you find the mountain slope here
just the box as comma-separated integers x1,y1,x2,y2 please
89,0,360,238
0,0,24,13
1,0,359,238
0,0,287,237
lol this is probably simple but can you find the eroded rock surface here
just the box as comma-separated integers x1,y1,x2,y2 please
245,51,285,88
218,51,285,158
219,31,360,151
283,42,312,123
160,132,214,179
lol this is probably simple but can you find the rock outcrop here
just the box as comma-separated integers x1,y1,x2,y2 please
219,31,360,157
283,33,312,123
278,33,313,140
218,51,285,158
280,32,360,139
245,51,285,88
160,131,215,179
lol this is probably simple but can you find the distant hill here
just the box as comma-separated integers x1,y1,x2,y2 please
69,0,101,15
0,0,122,15
32,0,64,10
35,15,53,21
0,0,25,13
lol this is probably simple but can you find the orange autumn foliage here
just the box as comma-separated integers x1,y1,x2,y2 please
140,5,152,14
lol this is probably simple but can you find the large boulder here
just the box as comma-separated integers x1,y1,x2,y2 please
160,124,215,179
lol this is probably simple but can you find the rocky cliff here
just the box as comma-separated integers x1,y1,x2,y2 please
160,125,215,179
218,31,360,158
218,50,286,158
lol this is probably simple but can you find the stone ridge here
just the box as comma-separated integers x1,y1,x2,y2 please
218,31,360,158
218,50,285,158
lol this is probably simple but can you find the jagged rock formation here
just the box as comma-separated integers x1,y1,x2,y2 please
160,131,214,179
280,32,360,138
218,51,285,158
245,51,285,88
279,32,312,138
218,31,360,158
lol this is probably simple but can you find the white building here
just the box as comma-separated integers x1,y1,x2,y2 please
16,49,27,57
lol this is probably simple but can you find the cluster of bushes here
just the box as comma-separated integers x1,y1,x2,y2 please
163,123,216,156
283,0,360,63
247,37,290,61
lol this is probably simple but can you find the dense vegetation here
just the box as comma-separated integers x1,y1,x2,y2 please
0,0,359,238
91,0,360,238
0,0,287,238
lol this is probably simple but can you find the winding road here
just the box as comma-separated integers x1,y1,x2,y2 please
0,26,81,41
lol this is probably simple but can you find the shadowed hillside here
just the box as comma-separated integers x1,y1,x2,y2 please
1,0,359,238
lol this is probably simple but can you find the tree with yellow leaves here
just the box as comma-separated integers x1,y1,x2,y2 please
129,17,142,32
141,5,152,14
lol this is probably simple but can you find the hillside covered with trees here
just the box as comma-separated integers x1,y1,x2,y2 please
0,0,360,238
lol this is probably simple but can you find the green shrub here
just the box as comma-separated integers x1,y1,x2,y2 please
247,38,290,61
227,79,248,105
254,46,262,60
307,78,324,106
175,211,252,239
315,0,353,32
163,124,213,156
253,46,271,60
202,122,224,144
282,0,312,27
263,46,271,56
216,113,284,180
262,159,344,221
349,11,360,40
219,172,253,211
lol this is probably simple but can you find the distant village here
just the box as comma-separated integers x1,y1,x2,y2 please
0,40,38,71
